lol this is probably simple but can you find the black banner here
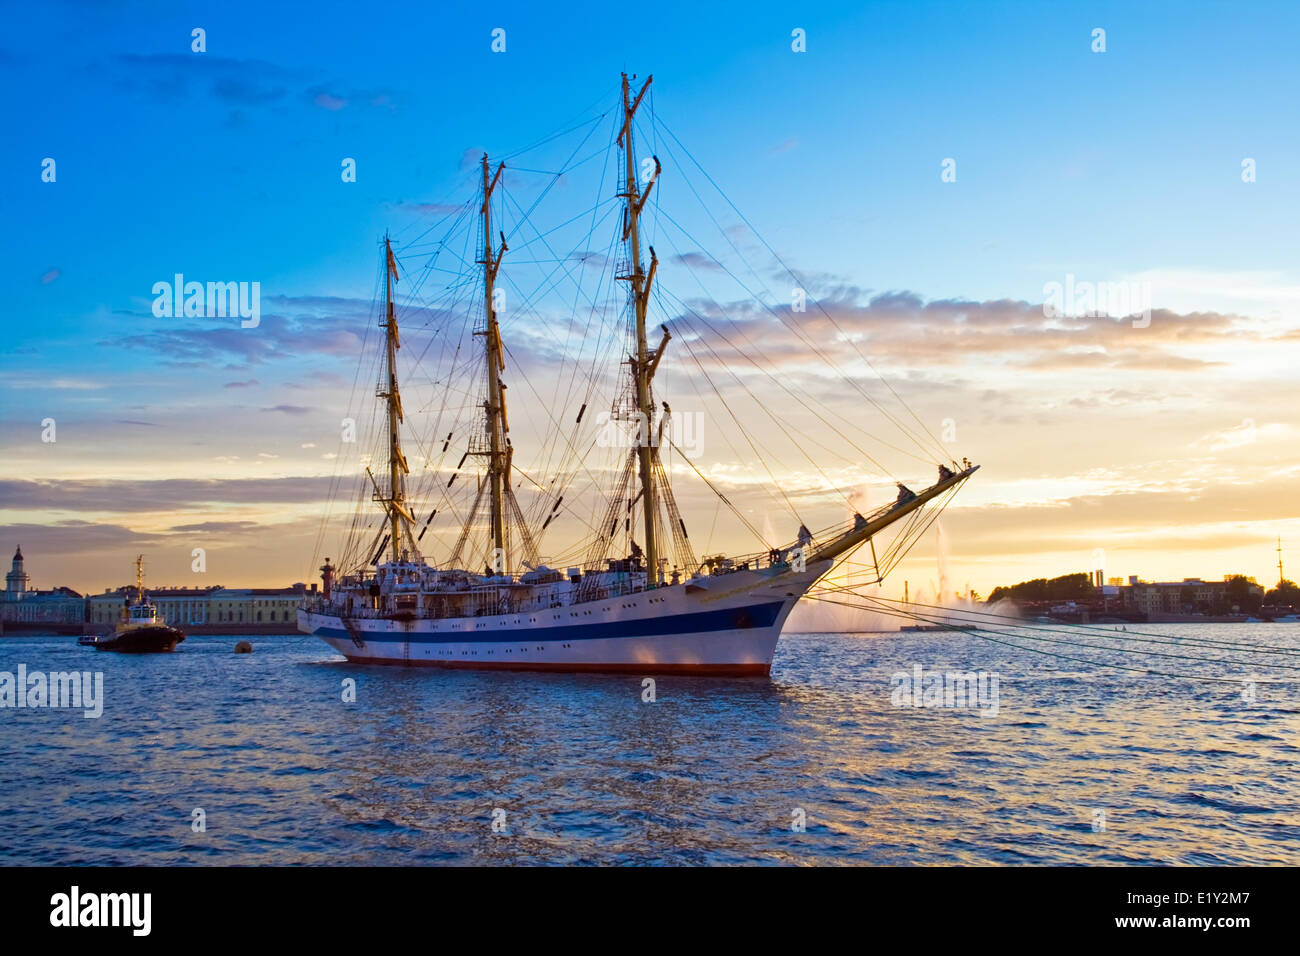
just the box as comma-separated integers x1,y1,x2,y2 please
0,865,1286,943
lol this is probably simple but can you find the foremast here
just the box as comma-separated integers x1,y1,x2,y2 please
374,236,415,563
478,156,509,570
619,72,667,585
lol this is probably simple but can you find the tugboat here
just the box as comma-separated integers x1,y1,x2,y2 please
89,556,185,653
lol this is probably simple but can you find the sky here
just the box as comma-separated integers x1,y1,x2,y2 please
3,0,1299,603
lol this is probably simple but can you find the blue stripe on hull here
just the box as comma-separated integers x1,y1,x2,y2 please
312,599,786,644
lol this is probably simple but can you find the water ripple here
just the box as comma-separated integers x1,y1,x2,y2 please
1,627,1298,864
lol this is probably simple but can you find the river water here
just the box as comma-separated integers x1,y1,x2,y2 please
1,624,1296,864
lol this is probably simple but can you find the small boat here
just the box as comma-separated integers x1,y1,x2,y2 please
91,556,185,653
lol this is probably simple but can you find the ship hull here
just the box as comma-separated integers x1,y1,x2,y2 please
91,625,186,654
298,563,827,676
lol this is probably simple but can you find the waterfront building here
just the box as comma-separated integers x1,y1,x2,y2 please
1,546,85,625
1119,577,1264,615
206,586,306,626
2,585,85,624
3,545,315,634
87,585,222,627
87,582,310,630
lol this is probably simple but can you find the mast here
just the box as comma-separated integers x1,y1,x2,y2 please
378,235,413,563
478,155,508,570
135,554,144,603
619,72,663,584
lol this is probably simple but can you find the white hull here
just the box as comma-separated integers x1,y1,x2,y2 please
298,562,829,676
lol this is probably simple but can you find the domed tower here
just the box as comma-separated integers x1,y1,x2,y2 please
5,545,31,602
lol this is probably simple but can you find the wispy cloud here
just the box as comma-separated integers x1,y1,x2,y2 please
0,477,338,512
310,89,347,111
673,251,724,272
392,201,467,216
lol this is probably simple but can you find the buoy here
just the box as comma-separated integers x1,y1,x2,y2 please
234,640,253,654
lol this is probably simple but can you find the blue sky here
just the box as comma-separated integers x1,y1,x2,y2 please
10,0,1300,324
3,0,1299,598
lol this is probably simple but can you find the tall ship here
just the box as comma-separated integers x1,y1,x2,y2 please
299,74,977,674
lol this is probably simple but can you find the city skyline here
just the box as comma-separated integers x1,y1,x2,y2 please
3,1,1299,598
2,535,1291,606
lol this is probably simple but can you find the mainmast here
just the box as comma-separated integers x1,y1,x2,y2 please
478,155,509,570
450,155,539,577
377,235,414,563
619,72,664,584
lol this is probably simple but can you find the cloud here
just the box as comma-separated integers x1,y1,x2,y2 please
0,374,102,390
306,85,398,112
673,252,724,272
0,477,339,512
109,54,293,106
169,520,262,533
393,202,466,216
0,520,167,553
660,287,1263,376
0,515,327,593
1193,420,1293,452
938,472,1300,558
98,54,398,117
41,269,60,284
571,251,610,270
1125,268,1300,318
211,76,288,105
1016,349,1225,371
105,300,367,365
311,90,348,111
104,293,474,369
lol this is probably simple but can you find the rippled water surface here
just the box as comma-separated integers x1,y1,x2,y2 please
1,626,1297,864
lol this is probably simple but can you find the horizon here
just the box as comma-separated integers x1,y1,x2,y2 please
4,539,1288,602
4,0,1299,600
